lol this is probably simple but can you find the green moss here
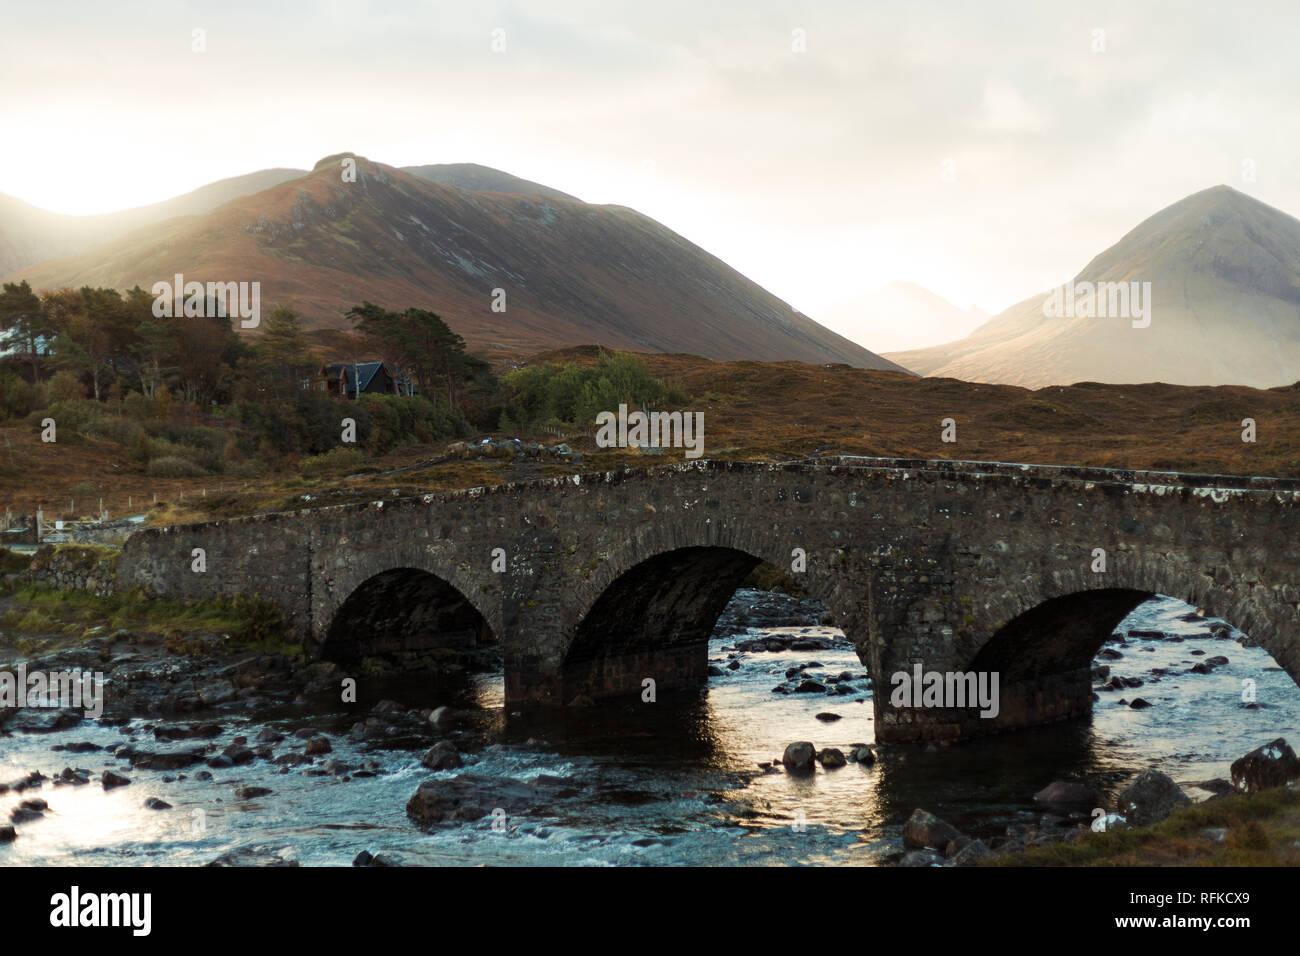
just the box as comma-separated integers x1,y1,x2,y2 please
1,585,286,646
984,786,1300,867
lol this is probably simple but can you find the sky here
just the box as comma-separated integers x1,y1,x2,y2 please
3,0,1299,347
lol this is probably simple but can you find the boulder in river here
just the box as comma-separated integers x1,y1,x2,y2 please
406,773,564,828
950,838,992,866
817,748,847,768
1117,769,1190,826
206,845,299,867
902,808,964,850
102,771,131,790
421,740,464,771
1034,780,1101,806
782,742,817,774
1230,738,1300,794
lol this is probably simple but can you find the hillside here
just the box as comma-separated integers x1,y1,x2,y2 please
7,154,904,370
886,186,1300,388
0,168,306,277
3,348,1295,526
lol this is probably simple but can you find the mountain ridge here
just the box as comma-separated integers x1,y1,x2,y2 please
885,185,1300,388
6,154,906,370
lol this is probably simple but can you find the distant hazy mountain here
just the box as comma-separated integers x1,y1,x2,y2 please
0,168,306,277
885,186,1300,388
8,154,907,369
817,281,989,352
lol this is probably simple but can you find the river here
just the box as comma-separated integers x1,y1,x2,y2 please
2,592,1298,866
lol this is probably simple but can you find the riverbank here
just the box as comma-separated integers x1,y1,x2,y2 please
987,784,1300,866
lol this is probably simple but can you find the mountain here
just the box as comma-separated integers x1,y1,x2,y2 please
816,281,988,352
885,186,1300,388
7,154,906,369
0,168,307,277
402,163,580,203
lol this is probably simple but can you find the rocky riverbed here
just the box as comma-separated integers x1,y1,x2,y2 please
2,589,1299,866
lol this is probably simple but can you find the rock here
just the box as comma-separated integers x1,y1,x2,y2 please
406,773,558,828
10,807,43,824
903,809,964,850
352,850,373,866
1190,778,1234,797
0,825,14,842
950,839,992,866
222,744,256,765
1117,769,1190,826
370,852,404,867
20,798,48,812
818,748,846,768
793,679,826,694
206,846,299,867
428,706,453,730
851,745,876,766
1034,780,1100,806
814,712,842,722
899,849,946,867
255,727,285,744
129,748,207,770
304,736,332,755
781,741,817,774
144,797,172,810
102,771,132,790
1129,698,1152,709
1230,738,1300,794
154,722,222,741
707,665,725,677
1098,648,1123,660
421,740,463,771
235,786,273,800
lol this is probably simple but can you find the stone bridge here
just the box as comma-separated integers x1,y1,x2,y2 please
116,458,1300,743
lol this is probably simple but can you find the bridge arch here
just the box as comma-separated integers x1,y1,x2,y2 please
555,519,866,703
317,562,499,669
888,558,1300,742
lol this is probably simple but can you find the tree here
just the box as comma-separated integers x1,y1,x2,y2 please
0,280,49,383
346,302,494,409
131,321,174,398
252,303,313,396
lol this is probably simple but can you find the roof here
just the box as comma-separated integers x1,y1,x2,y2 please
325,361,387,392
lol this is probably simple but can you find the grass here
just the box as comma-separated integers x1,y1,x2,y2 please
986,785,1300,866
0,584,291,651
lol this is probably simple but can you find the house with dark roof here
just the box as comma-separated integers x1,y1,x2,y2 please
319,361,401,399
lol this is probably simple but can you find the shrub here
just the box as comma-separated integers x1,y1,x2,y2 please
146,456,207,478
300,446,365,477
